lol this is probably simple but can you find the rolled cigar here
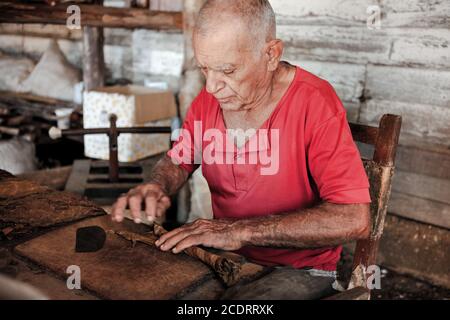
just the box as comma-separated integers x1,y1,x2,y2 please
114,225,242,287
153,224,242,286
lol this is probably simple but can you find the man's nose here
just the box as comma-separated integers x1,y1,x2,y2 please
205,71,225,95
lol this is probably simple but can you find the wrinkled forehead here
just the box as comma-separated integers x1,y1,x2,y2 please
193,25,258,68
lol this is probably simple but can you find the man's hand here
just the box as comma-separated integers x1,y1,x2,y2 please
155,219,245,254
111,183,171,224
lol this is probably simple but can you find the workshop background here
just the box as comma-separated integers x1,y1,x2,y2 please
0,0,449,299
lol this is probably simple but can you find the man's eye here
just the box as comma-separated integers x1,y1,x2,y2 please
223,70,235,75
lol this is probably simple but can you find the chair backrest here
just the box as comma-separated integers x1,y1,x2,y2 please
348,114,402,289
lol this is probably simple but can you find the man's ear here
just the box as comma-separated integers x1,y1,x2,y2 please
266,39,284,72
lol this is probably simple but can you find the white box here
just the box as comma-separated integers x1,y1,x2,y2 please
83,85,176,162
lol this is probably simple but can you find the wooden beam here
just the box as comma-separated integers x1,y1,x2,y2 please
82,0,105,91
83,27,105,91
0,2,183,30
176,0,207,223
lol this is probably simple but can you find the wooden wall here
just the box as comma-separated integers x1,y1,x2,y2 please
272,0,450,230
0,0,448,230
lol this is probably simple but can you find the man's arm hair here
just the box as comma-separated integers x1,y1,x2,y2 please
147,155,190,196
234,202,370,249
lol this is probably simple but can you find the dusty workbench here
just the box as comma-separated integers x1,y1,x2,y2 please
2,165,448,300
0,163,266,300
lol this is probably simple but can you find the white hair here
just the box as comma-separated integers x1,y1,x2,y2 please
195,0,277,53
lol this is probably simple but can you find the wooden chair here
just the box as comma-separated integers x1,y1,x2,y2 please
326,114,402,300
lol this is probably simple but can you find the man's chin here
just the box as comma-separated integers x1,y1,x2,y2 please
219,101,242,111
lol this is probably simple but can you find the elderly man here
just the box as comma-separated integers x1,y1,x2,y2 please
112,0,371,300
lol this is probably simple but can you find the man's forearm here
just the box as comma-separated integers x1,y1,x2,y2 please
148,155,189,196
235,202,370,249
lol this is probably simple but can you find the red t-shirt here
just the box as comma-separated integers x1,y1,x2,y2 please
168,66,371,271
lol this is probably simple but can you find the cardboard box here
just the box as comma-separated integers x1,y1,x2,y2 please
83,85,176,162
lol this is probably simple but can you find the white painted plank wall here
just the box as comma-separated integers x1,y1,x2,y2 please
273,0,450,229
0,0,448,228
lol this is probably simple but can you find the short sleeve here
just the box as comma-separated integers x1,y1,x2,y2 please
308,112,371,204
167,94,203,175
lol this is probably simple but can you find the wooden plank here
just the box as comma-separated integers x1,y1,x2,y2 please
290,60,366,102
397,133,450,155
272,0,377,26
378,214,450,289
396,145,450,180
279,26,450,68
65,160,91,197
271,0,450,28
365,65,450,108
0,2,183,31
14,215,221,300
389,192,450,230
381,0,450,28
389,28,450,68
392,170,450,205
279,25,391,65
360,99,450,147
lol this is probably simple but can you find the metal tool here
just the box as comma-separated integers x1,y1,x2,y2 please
49,114,172,182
